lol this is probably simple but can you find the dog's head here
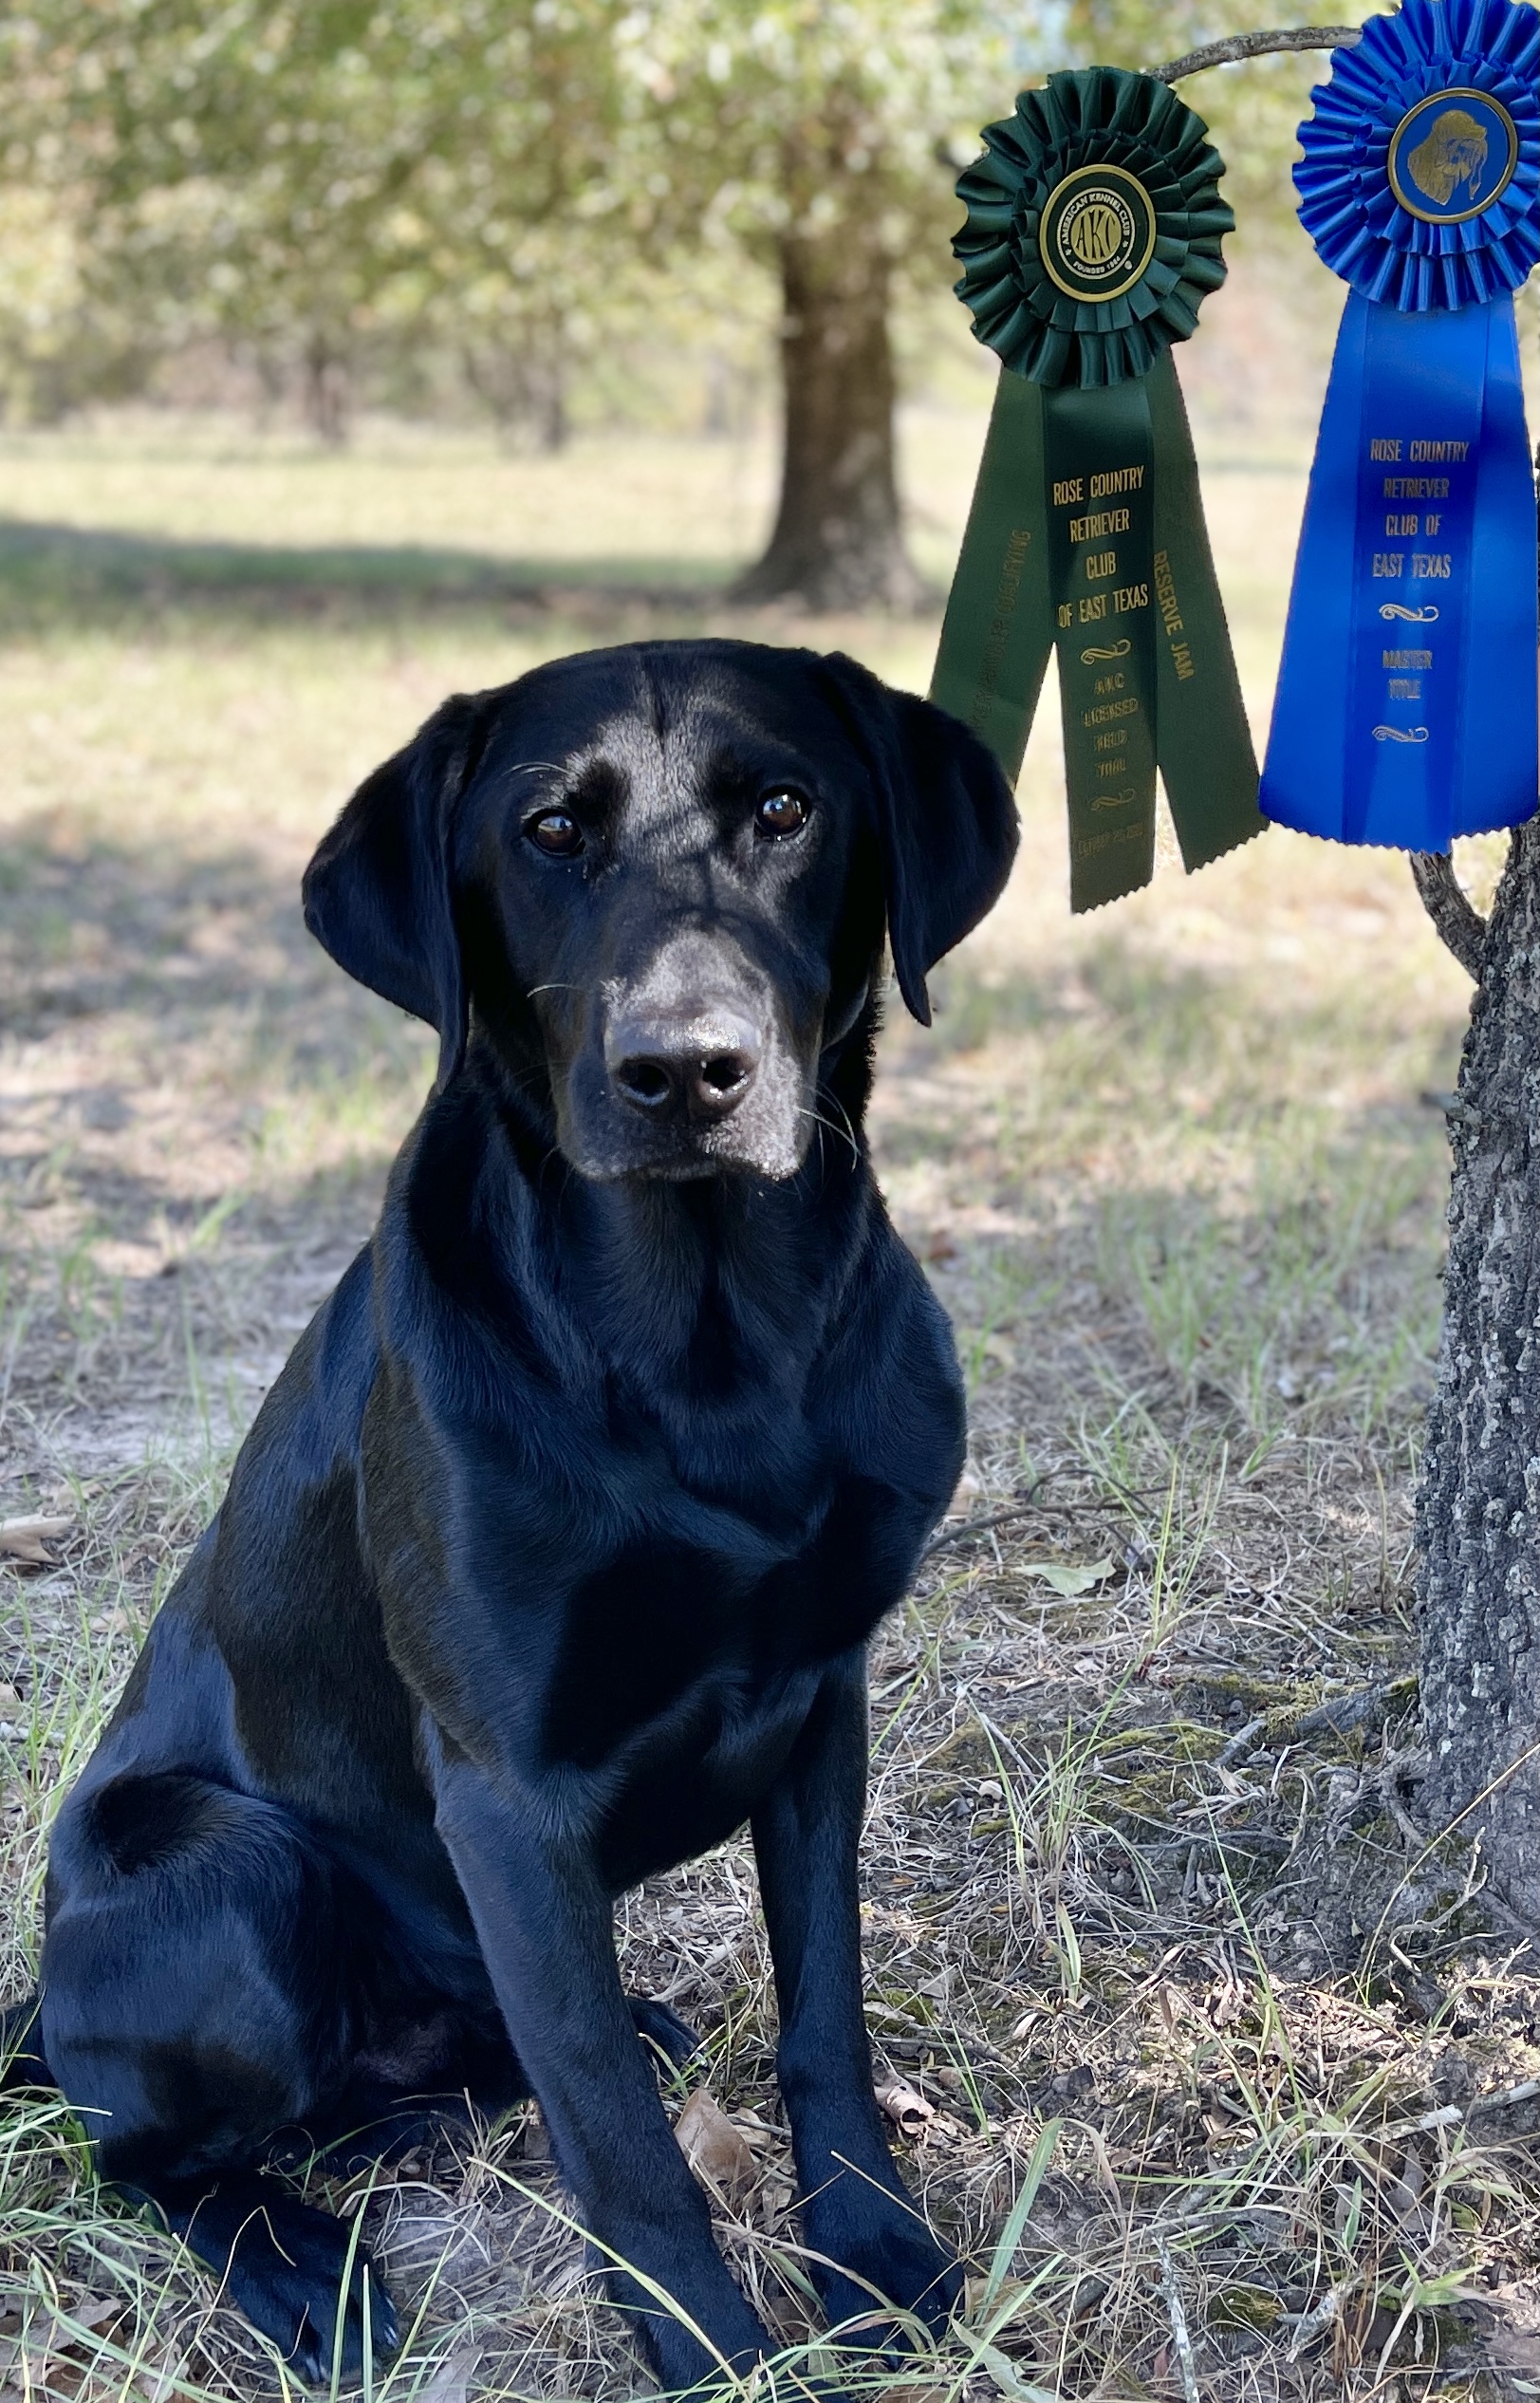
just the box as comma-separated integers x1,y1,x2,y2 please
303,641,1016,1183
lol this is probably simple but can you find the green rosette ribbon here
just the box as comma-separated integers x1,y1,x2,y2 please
930,69,1265,912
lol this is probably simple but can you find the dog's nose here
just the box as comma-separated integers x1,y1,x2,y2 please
607,1012,762,1124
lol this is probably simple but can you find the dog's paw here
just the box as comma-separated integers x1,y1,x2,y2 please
627,1992,701,2076
807,2193,961,2349
223,2195,399,2388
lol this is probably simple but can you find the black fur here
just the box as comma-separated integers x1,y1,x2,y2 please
12,640,1017,2391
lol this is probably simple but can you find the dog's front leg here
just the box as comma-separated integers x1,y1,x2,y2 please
427,1738,770,2390
752,1649,962,2344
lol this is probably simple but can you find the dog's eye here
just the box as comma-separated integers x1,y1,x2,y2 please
527,809,584,858
755,789,808,840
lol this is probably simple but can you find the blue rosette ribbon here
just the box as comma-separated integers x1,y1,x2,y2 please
1261,0,1539,850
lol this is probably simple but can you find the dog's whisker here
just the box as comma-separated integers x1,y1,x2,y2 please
823,1090,863,1160
798,1105,860,1168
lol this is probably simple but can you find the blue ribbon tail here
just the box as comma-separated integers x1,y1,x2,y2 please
1262,289,1538,850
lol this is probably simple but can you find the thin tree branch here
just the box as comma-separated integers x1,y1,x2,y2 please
1410,850,1492,980
1150,26,1361,81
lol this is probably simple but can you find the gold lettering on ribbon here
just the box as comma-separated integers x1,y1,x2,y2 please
1068,508,1131,543
1072,820,1147,859
965,528,1033,733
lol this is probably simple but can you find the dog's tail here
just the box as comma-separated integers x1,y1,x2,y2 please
1,1992,54,2093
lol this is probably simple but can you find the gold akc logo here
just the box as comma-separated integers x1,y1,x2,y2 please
1039,164,1158,302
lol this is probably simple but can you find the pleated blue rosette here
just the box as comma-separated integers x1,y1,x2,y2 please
1261,0,1539,851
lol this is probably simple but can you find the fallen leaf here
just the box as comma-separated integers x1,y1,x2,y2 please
947,1467,984,1518
675,2090,757,2200
16,2296,124,2381
417,2348,479,2403
0,1516,71,1567
874,2075,935,2137
1016,1557,1114,1598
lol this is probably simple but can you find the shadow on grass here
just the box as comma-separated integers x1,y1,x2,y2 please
0,516,736,635
0,822,432,1243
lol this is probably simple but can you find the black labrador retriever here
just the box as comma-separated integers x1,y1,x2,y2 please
3,638,1016,2390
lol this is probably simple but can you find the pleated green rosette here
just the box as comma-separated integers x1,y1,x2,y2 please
930,69,1265,912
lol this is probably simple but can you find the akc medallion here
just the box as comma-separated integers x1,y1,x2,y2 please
1040,166,1157,301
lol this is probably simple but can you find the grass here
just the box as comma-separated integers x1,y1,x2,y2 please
3,393,1537,2402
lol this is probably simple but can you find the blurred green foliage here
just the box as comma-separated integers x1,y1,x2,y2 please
0,0,1359,437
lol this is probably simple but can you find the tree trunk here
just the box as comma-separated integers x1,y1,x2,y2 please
302,331,350,448
1415,817,1540,1913
733,218,921,613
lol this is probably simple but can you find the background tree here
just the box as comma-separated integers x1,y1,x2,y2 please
7,0,638,445
611,0,1018,608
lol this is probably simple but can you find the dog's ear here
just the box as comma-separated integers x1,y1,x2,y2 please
820,653,1019,1025
302,693,489,1089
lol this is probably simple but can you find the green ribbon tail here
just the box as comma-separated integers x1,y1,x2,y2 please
1044,379,1160,912
928,368,1054,784
1145,348,1265,869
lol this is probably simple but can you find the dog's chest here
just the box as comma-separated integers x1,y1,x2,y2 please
542,1466,908,1777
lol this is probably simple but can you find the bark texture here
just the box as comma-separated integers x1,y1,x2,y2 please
1415,818,1540,1911
733,218,921,613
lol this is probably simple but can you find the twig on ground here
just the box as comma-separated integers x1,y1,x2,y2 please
1218,1716,1267,1765
920,1501,1124,1562
1283,2281,1350,2360
1390,2077,1540,2139
1155,2241,1199,2403
1218,1683,1417,1767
